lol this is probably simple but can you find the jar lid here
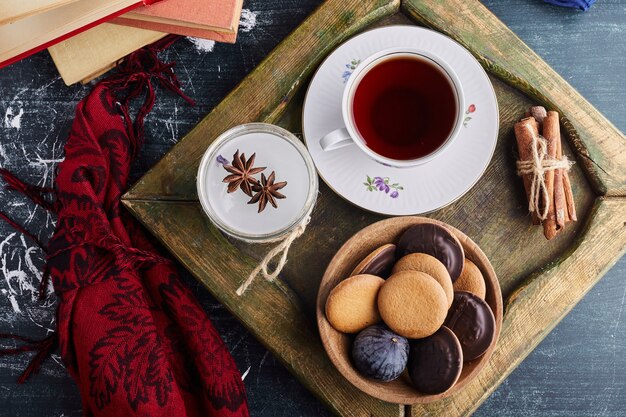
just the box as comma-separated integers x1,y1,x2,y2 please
197,123,318,243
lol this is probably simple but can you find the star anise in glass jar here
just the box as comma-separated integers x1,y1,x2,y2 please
248,171,287,213
222,150,266,197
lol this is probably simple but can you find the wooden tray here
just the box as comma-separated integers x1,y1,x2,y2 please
122,1,626,416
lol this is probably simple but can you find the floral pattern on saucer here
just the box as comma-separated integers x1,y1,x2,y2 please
364,175,403,198
463,104,476,127
342,59,361,83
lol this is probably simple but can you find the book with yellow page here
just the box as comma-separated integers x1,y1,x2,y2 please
48,20,237,86
48,23,166,85
48,0,243,85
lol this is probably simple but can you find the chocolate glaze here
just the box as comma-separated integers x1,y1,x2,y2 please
354,244,396,277
445,291,495,361
396,224,464,281
408,326,463,394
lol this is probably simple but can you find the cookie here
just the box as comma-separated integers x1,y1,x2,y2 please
350,243,396,277
391,253,453,307
396,223,465,282
408,326,463,394
453,259,486,299
377,270,448,339
445,291,496,361
325,274,385,333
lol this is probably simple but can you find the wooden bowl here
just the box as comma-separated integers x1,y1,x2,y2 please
316,217,503,404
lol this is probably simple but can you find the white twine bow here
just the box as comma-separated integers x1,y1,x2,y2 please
516,134,573,220
236,215,311,296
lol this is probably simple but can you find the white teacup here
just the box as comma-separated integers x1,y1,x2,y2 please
320,47,465,168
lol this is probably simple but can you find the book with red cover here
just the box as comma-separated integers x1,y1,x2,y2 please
111,0,242,39
0,0,161,69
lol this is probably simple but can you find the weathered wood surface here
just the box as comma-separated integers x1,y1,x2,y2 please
122,1,626,417
269,36,595,304
2,0,626,416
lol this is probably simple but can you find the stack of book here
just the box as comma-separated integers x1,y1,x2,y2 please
0,0,243,85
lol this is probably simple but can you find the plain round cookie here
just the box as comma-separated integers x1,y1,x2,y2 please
392,253,454,307
325,274,385,333
377,271,448,339
453,259,486,299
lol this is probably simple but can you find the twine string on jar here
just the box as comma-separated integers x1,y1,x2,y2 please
236,215,311,296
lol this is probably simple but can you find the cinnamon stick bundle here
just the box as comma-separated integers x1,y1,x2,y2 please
514,106,576,240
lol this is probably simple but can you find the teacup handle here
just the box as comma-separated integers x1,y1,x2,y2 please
320,128,354,151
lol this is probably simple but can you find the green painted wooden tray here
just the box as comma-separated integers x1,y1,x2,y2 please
122,1,626,416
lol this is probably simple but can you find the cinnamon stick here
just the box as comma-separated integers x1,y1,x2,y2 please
524,107,544,133
529,106,548,129
553,126,567,229
514,117,541,225
542,111,560,239
563,170,577,222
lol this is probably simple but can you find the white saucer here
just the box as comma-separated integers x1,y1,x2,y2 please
302,26,498,215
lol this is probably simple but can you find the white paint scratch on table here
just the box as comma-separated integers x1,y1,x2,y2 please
0,233,40,314
188,38,216,53
240,9,259,33
3,106,24,130
241,366,251,381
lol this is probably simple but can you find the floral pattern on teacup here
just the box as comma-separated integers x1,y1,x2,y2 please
463,104,476,127
364,175,403,198
342,59,361,83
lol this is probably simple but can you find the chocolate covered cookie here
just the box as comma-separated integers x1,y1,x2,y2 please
392,253,453,307
350,243,396,277
445,291,496,361
325,274,385,333
408,326,463,394
377,271,448,339
396,223,464,282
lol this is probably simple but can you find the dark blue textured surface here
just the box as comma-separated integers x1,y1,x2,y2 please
0,1,624,416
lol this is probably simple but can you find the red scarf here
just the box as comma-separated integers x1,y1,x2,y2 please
0,36,249,417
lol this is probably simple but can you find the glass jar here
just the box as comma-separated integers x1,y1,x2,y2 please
197,123,318,243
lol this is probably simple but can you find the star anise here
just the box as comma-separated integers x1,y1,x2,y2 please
222,150,266,196
248,171,287,213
